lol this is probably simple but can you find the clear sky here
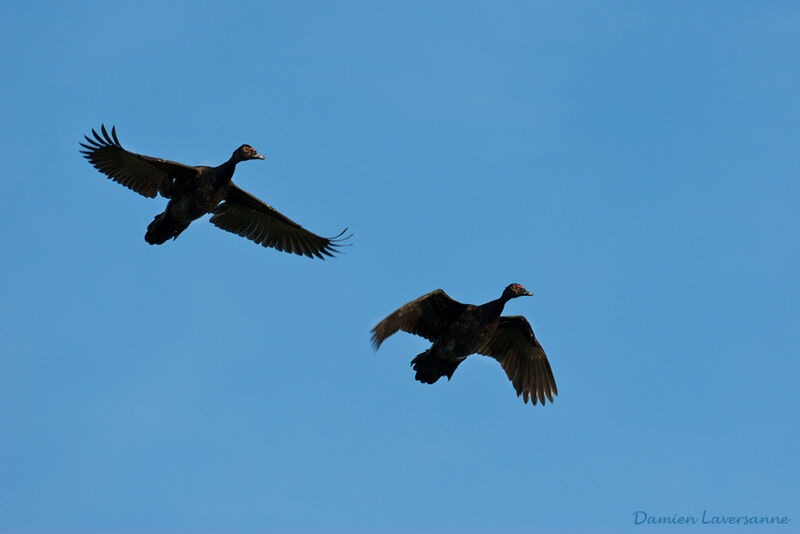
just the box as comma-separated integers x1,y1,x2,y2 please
1,2,798,533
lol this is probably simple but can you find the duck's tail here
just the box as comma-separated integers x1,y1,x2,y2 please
411,350,461,384
145,212,189,245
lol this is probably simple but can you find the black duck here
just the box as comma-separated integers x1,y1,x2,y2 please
372,283,557,405
80,125,350,258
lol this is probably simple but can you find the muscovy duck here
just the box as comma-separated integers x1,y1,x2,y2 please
372,283,557,405
81,125,350,258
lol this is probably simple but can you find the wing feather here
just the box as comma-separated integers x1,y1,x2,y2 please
371,290,467,348
209,185,351,258
80,124,199,198
478,315,557,405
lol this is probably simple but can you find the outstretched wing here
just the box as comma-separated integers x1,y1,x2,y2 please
209,185,351,259
80,125,199,198
371,289,467,348
478,315,557,405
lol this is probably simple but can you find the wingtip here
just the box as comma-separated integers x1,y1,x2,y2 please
332,229,353,245
316,228,354,259
369,325,386,350
82,124,120,149
520,387,557,406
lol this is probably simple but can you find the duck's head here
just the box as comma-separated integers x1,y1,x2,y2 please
233,144,265,162
503,283,534,300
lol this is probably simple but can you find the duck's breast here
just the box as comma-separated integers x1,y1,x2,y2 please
439,308,498,357
171,167,230,220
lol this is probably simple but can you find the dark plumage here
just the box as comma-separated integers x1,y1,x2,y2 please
371,283,557,405
80,125,350,258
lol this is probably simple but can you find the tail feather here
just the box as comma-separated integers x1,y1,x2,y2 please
145,213,189,245
411,350,461,384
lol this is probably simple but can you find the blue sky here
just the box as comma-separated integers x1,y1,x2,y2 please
1,1,798,533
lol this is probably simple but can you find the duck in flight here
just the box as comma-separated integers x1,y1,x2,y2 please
80,125,350,258
371,283,557,405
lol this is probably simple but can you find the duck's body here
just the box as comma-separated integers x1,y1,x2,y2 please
171,166,231,215
81,125,350,257
145,162,238,244
372,284,557,405
430,300,502,357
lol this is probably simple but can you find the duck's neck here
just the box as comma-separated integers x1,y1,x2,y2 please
213,157,239,186
484,295,511,317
